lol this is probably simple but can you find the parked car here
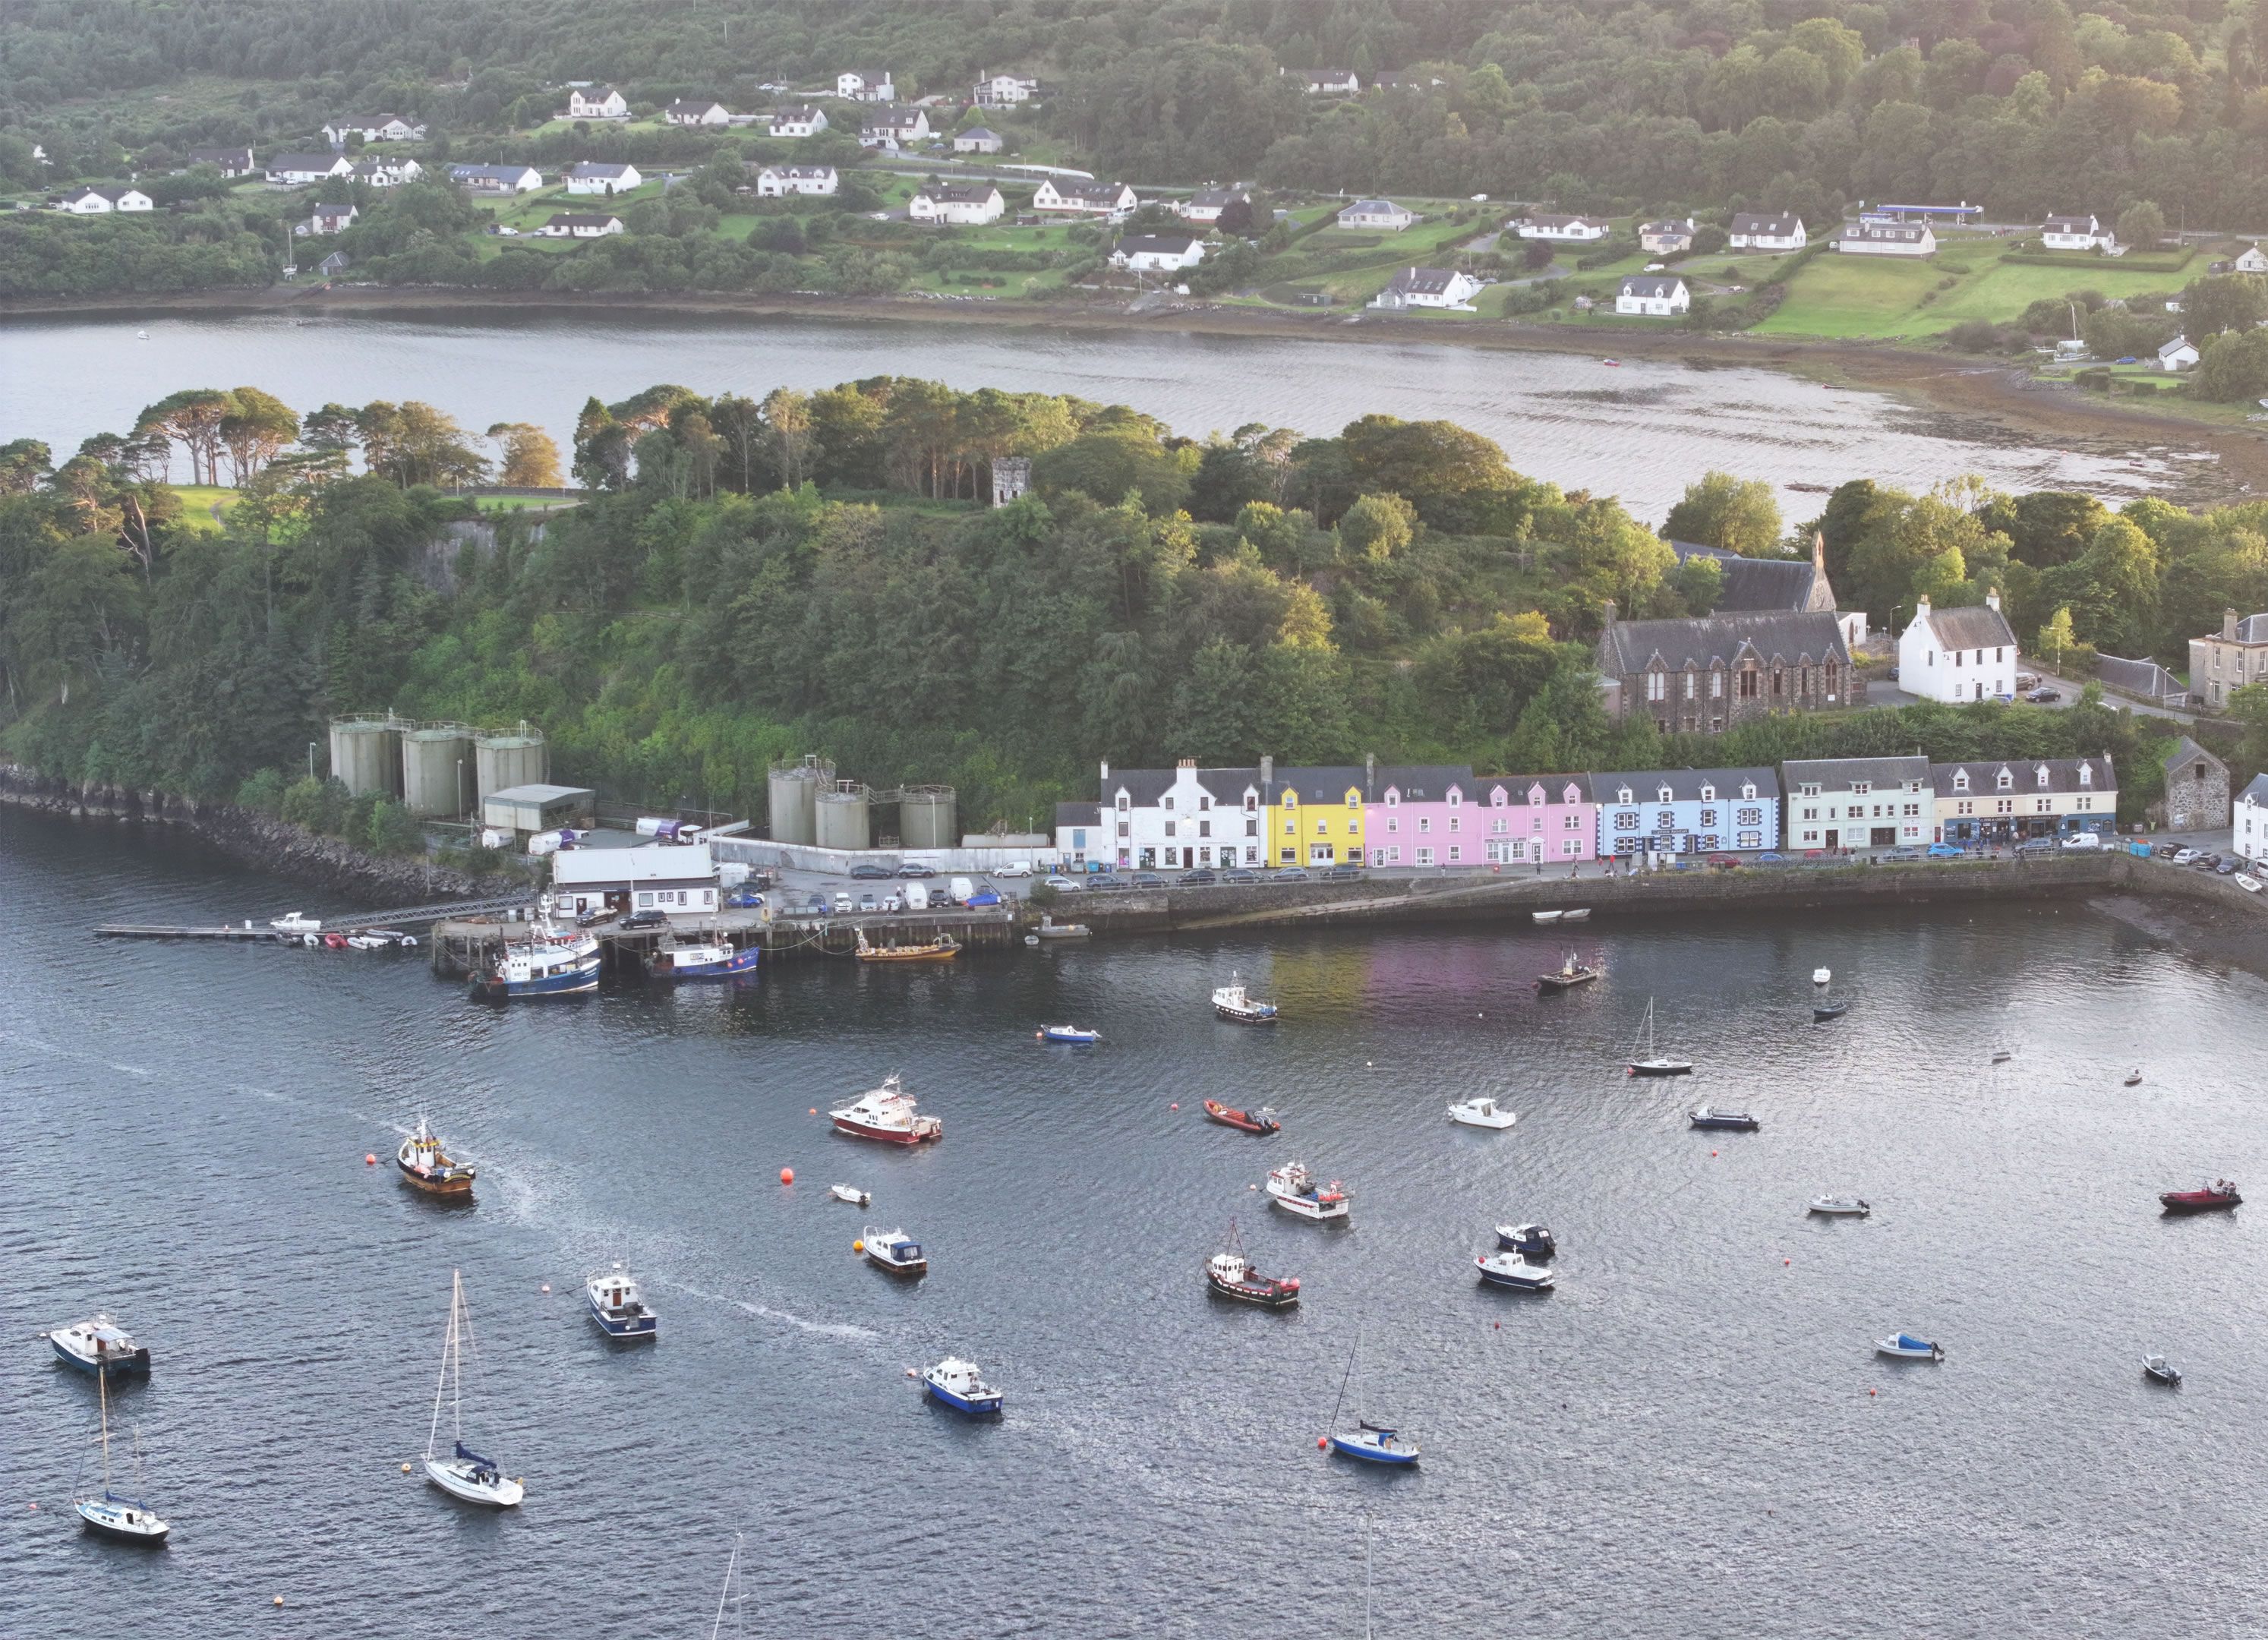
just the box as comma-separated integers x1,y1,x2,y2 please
2026,686,2061,703
2191,853,2221,870
2216,857,2241,875
1926,843,1965,859
882,891,904,911
857,892,878,912
1179,868,1217,885
2059,832,2102,851
1042,875,1080,891
1131,872,1166,888
2017,837,2058,855
995,862,1033,878
623,908,669,929
2172,847,2200,866
850,863,892,880
1754,850,1790,866
2153,842,2179,859
1223,867,1257,883
1087,875,1128,891
1323,863,1363,880
1705,854,1741,871
897,863,936,878
577,907,615,926
724,889,766,909
1271,867,1310,882
1881,847,1923,862
965,890,1003,907
832,892,856,913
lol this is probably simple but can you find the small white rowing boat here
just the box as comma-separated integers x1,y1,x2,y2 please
1531,910,1563,925
829,1184,871,1206
1809,1196,1870,1216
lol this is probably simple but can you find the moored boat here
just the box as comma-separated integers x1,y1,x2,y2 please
1204,1245,1300,1308
423,1270,523,1508
1474,1250,1555,1291
1531,910,1563,925
1813,1001,1848,1022
1036,1023,1102,1045
1536,949,1601,991
645,938,760,979
2143,1354,2182,1386
1213,973,1278,1024
1808,1196,1870,1216
2123,1068,2143,1086
396,1118,477,1197
829,1184,872,1206
1689,1105,1759,1132
854,929,961,963
2160,1179,2241,1214
1266,1161,1350,1222
1323,1333,1418,1465
1560,908,1591,922
860,1226,928,1276
1875,1332,1943,1361
1494,1222,1555,1258
1626,998,1693,1076
1812,967,1831,986
923,1356,1003,1415
47,1315,151,1377
74,1369,167,1545
585,1263,658,1340
1202,1099,1280,1134
1033,916,1090,940
469,933,599,1000
1447,1096,1516,1129
829,1074,942,1145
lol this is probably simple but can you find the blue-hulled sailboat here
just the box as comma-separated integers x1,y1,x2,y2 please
1323,1332,1418,1466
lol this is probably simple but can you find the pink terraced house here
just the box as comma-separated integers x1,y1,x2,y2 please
1365,773,1596,869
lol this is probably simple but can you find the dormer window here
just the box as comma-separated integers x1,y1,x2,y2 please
1740,784,1756,800
1800,784,1820,798
1617,787,1633,804
1528,784,1545,806
1384,790,1399,807
1996,769,2012,791
1658,786,1673,804
1446,787,1462,807
1343,788,1361,809
1283,791,1298,809
1953,771,1969,792
2035,767,2049,788
1850,781,1870,796
1116,793,1131,811
2079,764,2093,787
1562,784,1580,804
1243,793,1257,812
1490,786,1509,808
1699,784,1716,803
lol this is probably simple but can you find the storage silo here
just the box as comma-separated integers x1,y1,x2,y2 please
768,755,832,845
815,783,872,853
474,723,548,807
400,723,474,818
898,786,957,850
328,714,402,799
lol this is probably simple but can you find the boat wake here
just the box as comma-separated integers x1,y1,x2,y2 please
664,1277,882,1343
0,1030,155,1078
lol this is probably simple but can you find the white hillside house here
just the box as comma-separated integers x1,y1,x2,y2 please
566,87,629,120
1370,266,1480,311
835,70,895,102
566,162,641,195
2041,213,2109,251
1728,211,1806,251
54,185,154,213
752,165,837,197
770,106,828,138
1110,233,1207,273
1898,591,2017,704
1033,178,1137,216
908,182,1005,226
1514,213,1609,242
974,72,1039,107
1616,276,1689,316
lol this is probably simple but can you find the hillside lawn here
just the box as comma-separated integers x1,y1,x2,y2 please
1758,248,2183,338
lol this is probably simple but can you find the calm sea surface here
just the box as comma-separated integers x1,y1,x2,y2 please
0,311,2203,519
2,811,2259,1637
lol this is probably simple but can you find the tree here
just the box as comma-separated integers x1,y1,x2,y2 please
2179,275,2268,340
1030,426,1194,515
2195,330,2268,403
573,397,631,490
2116,200,2166,250
487,423,562,487
135,389,233,486
2034,606,2079,668
763,388,815,489
1338,415,1533,535
218,387,298,484
1661,471,1781,557
1670,553,1724,614
1338,493,1417,562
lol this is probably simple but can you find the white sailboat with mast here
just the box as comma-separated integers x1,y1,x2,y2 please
710,1531,747,1638
73,1366,169,1544
422,1269,523,1508
1624,997,1693,1077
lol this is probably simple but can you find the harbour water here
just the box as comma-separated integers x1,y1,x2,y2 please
0,311,2201,519
5,809,2259,1636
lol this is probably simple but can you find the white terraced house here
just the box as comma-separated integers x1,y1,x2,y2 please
2234,774,2268,868
1897,591,2017,704
1782,755,1933,851
54,185,153,213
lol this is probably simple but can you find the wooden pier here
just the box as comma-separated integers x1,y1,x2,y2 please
96,895,537,943
428,908,1021,978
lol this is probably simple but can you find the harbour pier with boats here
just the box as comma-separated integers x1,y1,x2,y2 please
425,903,1018,979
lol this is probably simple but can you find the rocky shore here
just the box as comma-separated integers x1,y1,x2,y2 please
0,764,525,907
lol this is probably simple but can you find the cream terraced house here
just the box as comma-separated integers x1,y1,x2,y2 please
2188,609,2268,710
1782,755,1932,851
1929,754,2116,844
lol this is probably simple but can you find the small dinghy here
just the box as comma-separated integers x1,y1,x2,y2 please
860,1227,928,1277
1689,1105,1759,1132
1036,1023,1102,1045
1875,1332,1943,1361
829,1184,872,1206
1991,1049,2013,1064
47,1315,152,1377
1475,1250,1555,1292
585,1263,658,1340
2142,1354,2182,1386
1808,1196,1870,1216
1812,1001,1847,1023
2123,1068,2143,1087
923,1356,1003,1416
1531,910,1563,925
1266,1161,1350,1222
1203,1099,1280,1135
1447,1096,1516,1130
1495,1222,1555,1258
2161,1179,2241,1214
1560,908,1591,922
1205,1220,1298,1307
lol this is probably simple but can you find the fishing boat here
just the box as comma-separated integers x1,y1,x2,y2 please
1266,1161,1350,1222
1808,1196,1870,1216
1036,1023,1102,1045
923,1356,1003,1416
1474,1250,1555,1292
1812,967,1831,986
860,1227,928,1277
1494,1222,1555,1258
422,1269,524,1508
2160,1179,2241,1214
585,1263,658,1340
396,1118,477,1197
2143,1354,2182,1386
1447,1096,1516,1130
73,1367,168,1545
1204,1222,1299,1308
1875,1332,1943,1361
1323,1332,1419,1466
468,932,599,1000
1689,1105,1759,1132
46,1315,152,1377
1213,973,1279,1024
1033,916,1090,940
646,938,760,979
1625,998,1692,1077
1203,1099,1280,1134
829,1073,943,1145
829,1184,872,1206
1536,949,1601,991
1813,1000,1848,1022
854,929,961,963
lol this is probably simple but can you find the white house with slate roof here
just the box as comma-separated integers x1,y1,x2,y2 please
1898,591,2017,703
451,162,544,195
1839,222,1935,257
664,99,732,127
752,165,837,197
1371,266,1480,310
836,70,895,102
1110,232,1207,273
54,185,153,213
566,87,629,120
1336,198,1415,231
1033,178,1138,216
907,181,1004,225
1616,275,1689,316
953,127,1005,154
1096,758,1272,871
269,152,355,184
1586,768,1781,858
1515,213,1610,242
1728,211,1806,251
769,106,828,138
566,162,641,195
1930,755,2116,844
1783,755,1933,851
2041,213,2107,251
2233,774,2268,867
975,73,1039,108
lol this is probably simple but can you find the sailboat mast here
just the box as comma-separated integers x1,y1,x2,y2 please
1326,1327,1361,1436
711,1533,744,1639
427,1269,460,1461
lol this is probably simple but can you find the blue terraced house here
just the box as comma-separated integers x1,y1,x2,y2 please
1585,768,1782,859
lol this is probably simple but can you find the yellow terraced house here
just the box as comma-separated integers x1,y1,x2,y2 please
1273,772,1365,868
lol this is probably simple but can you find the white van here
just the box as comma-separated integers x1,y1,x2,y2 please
2059,831,2102,850
904,884,930,912
948,876,976,905
995,861,1033,878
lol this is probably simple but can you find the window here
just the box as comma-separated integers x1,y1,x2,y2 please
1448,846,1461,862
1699,809,1718,828
1418,817,1431,834
2079,765,2093,787
1902,803,1919,817
1736,807,1762,827
1561,840,1579,857
1995,799,2012,815
1799,783,1820,798
1115,794,1129,811
1996,770,2012,790
1802,830,1819,844
1953,771,1969,792
1162,796,1174,810
1283,819,1294,835
1771,669,1784,696
1683,673,1695,700
1243,794,1257,812
1996,646,2004,661
1658,787,1674,804
1388,847,1402,864
1699,785,1716,803
1386,817,1399,834
1415,847,1434,866
1245,818,1257,837
1957,801,1973,816
1314,818,1328,836
1614,810,1640,831
1654,809,1677,832
1646,672,1667,702
1491,818,1507,834
1117,821,1130,838
1385,790,1399,806
1446,788,1462,807
637,891,653,907
1709,672,1724,699
1492,787,1509,808
2035,798,2052,813
1802,806,1818,822
1850,781,1870,796
1563,812,1581,831
1740,784,1756,801
1198,820,1210,837
1164,821,1176,838
1740,670,1759,699
2036,767,2049,788
1449,816,1460,833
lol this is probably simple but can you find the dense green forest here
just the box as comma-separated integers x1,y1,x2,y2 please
3,373,2257,830
8,0,2268,228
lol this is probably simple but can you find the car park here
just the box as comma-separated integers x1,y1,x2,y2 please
1042,875,1080,891
897,863,936,878
850,863,892,880
995,862,1033,878
832,892,856,913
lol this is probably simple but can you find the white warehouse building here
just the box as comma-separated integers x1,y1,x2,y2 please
548,839,720,919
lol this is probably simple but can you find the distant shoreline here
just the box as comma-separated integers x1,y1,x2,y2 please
8,282,2263,501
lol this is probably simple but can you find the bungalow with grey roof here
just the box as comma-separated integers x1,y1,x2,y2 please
566,161,641,195
537,213,623,238
449,162,544,194
1515,212,1610,242
1110,232,1207,273
1728,211,1806,251
1336,198,1414,231
2041,213,2108,251
664,99,732,127
185,147,257,177
953,127,1005,154
1616,275,1689,316
268,152,355,184
53,184,154,213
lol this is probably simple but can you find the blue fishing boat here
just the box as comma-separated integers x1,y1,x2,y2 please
585,1263,658,1340
645,939,759,979
1036,1023,1102,1045
1494,1222,1556,1258
923,1356,1003,1416
469,932,599,1000
1689,1105,1759,1132
1875,1332,1943,1361
47,1315,151,1377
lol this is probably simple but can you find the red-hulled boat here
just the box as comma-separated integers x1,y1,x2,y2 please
1203,1099,1280,1135
828,1074,943,1145
2160,1178,2241,1214
1204,1221,1299,1308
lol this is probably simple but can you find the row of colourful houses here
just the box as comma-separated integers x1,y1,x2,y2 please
1052,752,2121,870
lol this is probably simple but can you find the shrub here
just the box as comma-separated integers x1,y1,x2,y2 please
235,768,288,815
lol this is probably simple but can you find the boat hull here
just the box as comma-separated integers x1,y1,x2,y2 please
1202,1101,1279,1134
1537,972,1598,991
1206,1274,1299,1308
649,948,760,979
1039,1028,1101,1045
925,1380,1002,1416
1267,1191,1348,1222
469,964,598,1001
1448,1106,1516,1129
1494,1227,1555,1257
1476,1269,1554,1291
2160,1192,2241,1214
424,1456,523,1508
586,1296,658,1339
1690,1115,1759,1132
75,1498,169,1544
396,1162,476,1197
831,1116,938,1145
1215,1005,1277,1024
866,1251,929,1278
1628,1061,1693,1077
1327,1433,1418,1465
51,1339,151,1376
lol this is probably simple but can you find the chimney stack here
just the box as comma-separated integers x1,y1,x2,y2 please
1099,759,1110,787
2226,608,2241,642
1812,529,1825,573
1986,587,2001,612
1365,751,1376,795
1260,755,1274,788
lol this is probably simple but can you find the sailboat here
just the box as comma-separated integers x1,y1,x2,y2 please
422,1269,524,1508
711,1532,747,1638
73,1367,169,1544
1323,1330,1419,1465
1625,998,1693,1077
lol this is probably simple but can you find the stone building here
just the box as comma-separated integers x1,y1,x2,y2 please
990,457,1031,506
2156,736,2229,833
1597,606,1859,735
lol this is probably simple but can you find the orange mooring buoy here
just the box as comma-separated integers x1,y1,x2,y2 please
780,1167,794,1184
364,1153,376,1165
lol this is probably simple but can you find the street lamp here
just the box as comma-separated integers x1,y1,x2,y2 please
456,758,465,820
308,741,317,781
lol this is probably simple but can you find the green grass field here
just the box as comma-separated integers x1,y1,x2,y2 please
1756,247,2184,339
169,484,240,531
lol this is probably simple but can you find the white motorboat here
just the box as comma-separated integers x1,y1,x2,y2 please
829,1184,872,1206
585,1263,658,1340
860,1226,927,1276
1474,1250,1555,1291
1812,967,1831,986
46,1314,151,1377
72,1367,169,1544
1213,973,1279,1024
1447,1096,1516,1130
1560,908,1591,922
923,1356,1003,1416
2142,1354,2182,1386
1531,910,1563,925
829,1073,943,1144
1265,1161,1350,1222
422,1270,524,1507
1809,1196,1871,1216
1875,1332,1943,1361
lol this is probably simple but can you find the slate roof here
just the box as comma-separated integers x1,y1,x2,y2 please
918,181,1000,203
569,162,637,179
1844,222,1931,244
2241,774,2268,806
1619,276,1686,300
1106,765,1265,808
1340,198,1411,217
1114,233,1203,258
2042,214,2096,232
450,163,538,183
1639,218,1695,235
956,127,1002,142
1667,541,1832,613
1929,755,2115,797
1782,755,1931,792
1049,179,1132,203
1189,187,1248,208
1522,213,1605,231
2224,613,2268,643
1371,765,1475,802
1585,768,1778,805
1730,211,1803,237
188,147,254,167
270,152,345,173
2162,736,2223,777
1056,800,1100,828
1913,600,2016,651
2157,336,2194,363
2095,654,2187,702
1599,610,1851,676
1384,266,1462,295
